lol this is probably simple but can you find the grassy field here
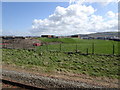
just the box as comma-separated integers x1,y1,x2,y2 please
2,49,120,79
36,38,119,55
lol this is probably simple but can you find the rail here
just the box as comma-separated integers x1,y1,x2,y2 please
2,79,46,89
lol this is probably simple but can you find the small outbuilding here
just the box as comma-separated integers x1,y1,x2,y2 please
71,35,80,38
41,35,56,38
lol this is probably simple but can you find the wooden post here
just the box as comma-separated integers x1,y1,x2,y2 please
40,46,41,51
34,46,35,51
86,48,88,55
113,44,115,55
92,43,94,54
60,44,62,51
76,44,78,52
23,42,24,49
13,39,14,49
46,44,48,51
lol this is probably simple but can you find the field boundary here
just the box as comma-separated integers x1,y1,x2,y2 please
2,48,120,57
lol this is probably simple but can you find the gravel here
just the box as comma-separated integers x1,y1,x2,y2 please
2,69,103,88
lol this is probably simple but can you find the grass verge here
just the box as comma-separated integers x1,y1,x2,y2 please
2,49,120,79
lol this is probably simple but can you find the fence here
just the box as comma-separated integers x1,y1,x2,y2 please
35,43,119,55
1,42,119,55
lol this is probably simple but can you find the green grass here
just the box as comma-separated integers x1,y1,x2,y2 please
2,49,120,79
36,38,119,55
37,37,78,43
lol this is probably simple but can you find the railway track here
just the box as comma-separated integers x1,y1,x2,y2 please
2,69,110,88
2,79,46,89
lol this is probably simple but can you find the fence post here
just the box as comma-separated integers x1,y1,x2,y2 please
46,44,48,51
23,43,24,49
76,44,78,52
13,40,15,49
40,46,41,52
112,44,115,55
12,40,14,49
86,48,88,55
92,43,94,54
60,44,62,51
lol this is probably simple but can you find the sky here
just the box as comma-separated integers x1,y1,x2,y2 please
2,0,118,36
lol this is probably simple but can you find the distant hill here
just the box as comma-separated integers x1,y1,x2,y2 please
79,32,119,38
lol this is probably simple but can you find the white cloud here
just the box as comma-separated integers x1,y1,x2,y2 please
30,4,118,36
70,0,119,5
107,11,117,18
100,0,119,5
70,0,86,5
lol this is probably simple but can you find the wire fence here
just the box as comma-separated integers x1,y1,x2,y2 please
35,43,119,55
1,43,119,56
